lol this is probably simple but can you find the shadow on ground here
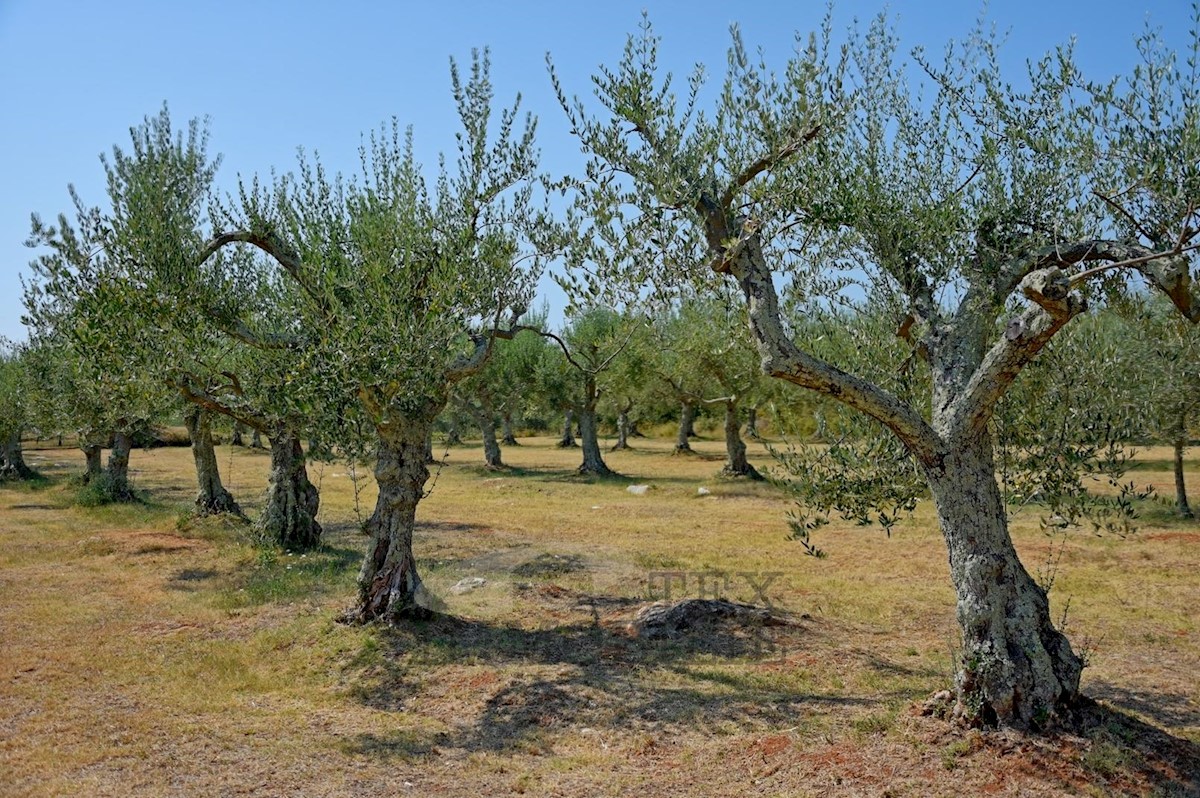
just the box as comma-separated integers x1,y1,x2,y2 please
341,608,916,758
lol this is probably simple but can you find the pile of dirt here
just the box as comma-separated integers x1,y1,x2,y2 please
512,553,586,578
629,598,797,639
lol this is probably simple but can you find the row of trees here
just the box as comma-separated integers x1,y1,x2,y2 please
7,11,1198,731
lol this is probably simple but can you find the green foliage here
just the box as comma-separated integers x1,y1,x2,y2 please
75,470,139,506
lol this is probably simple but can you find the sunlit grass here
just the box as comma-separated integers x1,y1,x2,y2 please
1,436,1197,795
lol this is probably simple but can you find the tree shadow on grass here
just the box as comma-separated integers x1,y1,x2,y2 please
1050,698,1200,797
1086,681,1200,730
341,610,915,757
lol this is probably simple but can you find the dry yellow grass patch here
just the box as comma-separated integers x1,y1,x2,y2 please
1,435,1197,796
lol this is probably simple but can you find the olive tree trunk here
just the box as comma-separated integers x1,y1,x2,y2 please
720,401,761,479
352,419,434,623
258,429,322,550
612,410,632,451
231,422,246,447
184,406,243,517
473,407,503,469
745,406,760,439
577,375,615,476
104,431,135,500
557,410,577,448
924,434,1082,727
250,428,264,449
1,432,35,480
501,412,520,446
674,401,696,454
82,443,103,482
578,407,614,476
1174,436,1193,519
725,224,1084,728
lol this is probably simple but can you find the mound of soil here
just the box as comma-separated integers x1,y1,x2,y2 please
629,598,796,639
512,553,586,578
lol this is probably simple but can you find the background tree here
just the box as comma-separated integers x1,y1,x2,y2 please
552,12,1200,728
24,109,320,542
549,306,642,476
0,341,36,480
1109,297,1200,519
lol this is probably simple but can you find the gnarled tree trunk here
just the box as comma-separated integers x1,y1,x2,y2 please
1,432,35,480
720,401,761,479
745,406,760,439
925,434,1082,727
82,443,103,483
674,401,696,454
258,429,322,550
250,428,264,449
105,431,135,500
612,409,632,451
472,406,503,469
231,422,246,447
577,375,615,476
557,410,577,448
184,406,243,517
424,428,436,464
1174,435,1193,519
578,407,614,476
353,418,434,623
501,412,520,446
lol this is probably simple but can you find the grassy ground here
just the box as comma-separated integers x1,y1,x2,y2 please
1,434,1198,797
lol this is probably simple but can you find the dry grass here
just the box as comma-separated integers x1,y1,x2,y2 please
2,435,1198,797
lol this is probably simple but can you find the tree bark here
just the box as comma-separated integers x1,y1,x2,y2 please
673,401,696,454
444,418,462,447
82,443,103,483
557,410,578,448
258,429,322,550
745,406,760,439
577,374,615,476
104,431,135,499
612,410,632,451
1174,435,1193,520
250,428,264,449
578,406,614,476
501,412,520,446
231,422,246,447
352,419,434,623
1,432,35,480
184,406,243,517
424,428,436,464
924,434,1082,728
719,222,1079,728
720,401,762,479
473,406,503,469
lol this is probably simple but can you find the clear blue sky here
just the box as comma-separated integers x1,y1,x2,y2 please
0,0,1190,342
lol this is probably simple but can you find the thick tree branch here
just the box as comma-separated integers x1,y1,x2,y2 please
721,226,944,466
718,126,823,211
949,268,1086,436
996,238,1199,323
173,374,273,434
199,230,330,318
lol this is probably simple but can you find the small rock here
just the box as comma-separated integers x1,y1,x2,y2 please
921,690,954,717
697,487,711,496
627,484,650,495
450,577,487,594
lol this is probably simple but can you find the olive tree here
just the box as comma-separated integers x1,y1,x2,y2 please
551,13,1200,728
201,52,543,622
22,110,331,536
0,341,36,480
